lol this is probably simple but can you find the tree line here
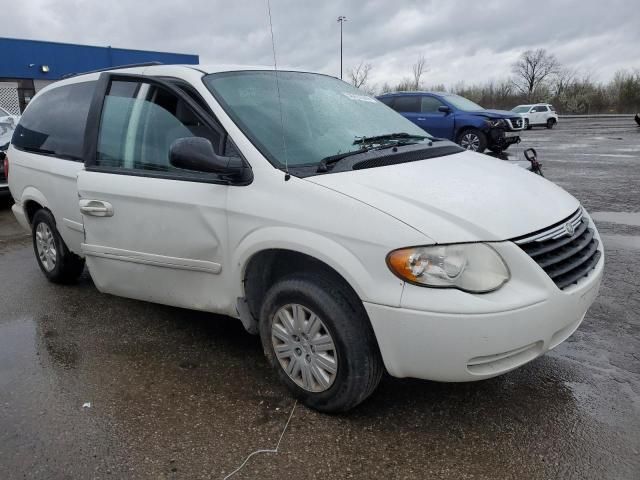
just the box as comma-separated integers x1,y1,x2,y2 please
350,49,640,114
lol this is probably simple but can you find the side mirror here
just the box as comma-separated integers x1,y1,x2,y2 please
438,105,451,114
169,137,244,176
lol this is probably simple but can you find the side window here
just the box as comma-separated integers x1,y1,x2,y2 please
96,80,222,173
420,96,445,113
391,96,421,113
172,82,239,158
378,97,394,107
537,105,548,112
12,81,97,161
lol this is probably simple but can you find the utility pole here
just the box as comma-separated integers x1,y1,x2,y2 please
337,16,347,79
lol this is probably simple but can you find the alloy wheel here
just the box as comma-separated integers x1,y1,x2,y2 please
460,133,480,151
35,222,57,272
271,303,338,392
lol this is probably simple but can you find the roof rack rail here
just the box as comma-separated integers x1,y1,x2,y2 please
61,61,164,79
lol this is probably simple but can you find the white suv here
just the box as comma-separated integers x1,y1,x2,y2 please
512,103,559,129
7,65,603,412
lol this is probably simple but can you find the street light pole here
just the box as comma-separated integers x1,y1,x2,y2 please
337,16,347,79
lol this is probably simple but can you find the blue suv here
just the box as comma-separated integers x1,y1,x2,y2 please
377,92,523,153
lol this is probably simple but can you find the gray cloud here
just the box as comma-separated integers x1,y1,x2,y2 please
4,0,639,89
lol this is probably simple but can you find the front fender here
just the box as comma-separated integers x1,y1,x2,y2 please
231,226,404,307
455,116,491,136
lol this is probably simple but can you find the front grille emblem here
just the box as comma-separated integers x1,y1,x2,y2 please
564,222,575,237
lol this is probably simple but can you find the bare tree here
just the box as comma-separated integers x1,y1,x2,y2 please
349,61,373,89
395,77,415,92
511,49,560,100
412,55,427,90
379,81,393,94
552,67,577,98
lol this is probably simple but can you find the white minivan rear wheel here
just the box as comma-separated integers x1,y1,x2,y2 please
31,209,85,284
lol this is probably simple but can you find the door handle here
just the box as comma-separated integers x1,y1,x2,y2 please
79,199,114,217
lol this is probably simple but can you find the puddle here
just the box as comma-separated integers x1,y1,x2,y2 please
566,153,637,158
551,144,592,150
614,148,640,153
601,234,640,251
590,211,640,227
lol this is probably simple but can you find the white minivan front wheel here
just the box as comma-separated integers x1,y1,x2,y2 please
259,272,383,413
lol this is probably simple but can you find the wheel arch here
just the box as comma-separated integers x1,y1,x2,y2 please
455,123,488,139
233,227,385,322
20,187,50,224
242,249,365,324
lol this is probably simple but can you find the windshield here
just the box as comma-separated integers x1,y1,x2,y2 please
443,94,484,112
203,71,431,168
512,106,531,113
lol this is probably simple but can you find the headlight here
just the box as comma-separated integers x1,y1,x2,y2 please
386,244,510,293
487,119,507,128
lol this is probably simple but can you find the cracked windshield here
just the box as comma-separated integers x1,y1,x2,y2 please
204,71,430,167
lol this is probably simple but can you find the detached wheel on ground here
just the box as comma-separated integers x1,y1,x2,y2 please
546,118,556,129
32,209,85,284
457,128,487,153
259,273,383,413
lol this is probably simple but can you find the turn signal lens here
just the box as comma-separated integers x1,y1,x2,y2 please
386,244,510,293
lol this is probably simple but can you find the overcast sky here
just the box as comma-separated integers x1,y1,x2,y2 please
4,0,639,89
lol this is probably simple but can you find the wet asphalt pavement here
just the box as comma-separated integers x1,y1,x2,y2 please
1,116,639,479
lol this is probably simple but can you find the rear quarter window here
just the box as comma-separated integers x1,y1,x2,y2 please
12,81,97,161
390,96,421,113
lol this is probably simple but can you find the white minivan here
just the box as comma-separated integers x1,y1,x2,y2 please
7,65,603,412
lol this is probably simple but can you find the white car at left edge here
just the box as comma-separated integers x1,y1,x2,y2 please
0,106,20,145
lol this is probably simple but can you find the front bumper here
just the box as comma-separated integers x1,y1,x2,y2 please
365,232,604,382
505,118,525,131
488,129,520,151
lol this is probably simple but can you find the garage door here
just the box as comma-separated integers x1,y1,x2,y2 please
0,84,21,115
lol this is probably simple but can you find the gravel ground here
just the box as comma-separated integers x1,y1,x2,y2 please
0,116,638,479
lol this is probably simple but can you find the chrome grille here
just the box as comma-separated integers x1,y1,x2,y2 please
510,117,523,129
514,208,601,290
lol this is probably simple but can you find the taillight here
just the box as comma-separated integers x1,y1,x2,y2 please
2,151,8,180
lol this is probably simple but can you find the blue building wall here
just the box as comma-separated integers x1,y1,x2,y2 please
0,38,199,80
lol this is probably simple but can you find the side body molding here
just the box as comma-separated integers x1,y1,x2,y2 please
81,244,222,274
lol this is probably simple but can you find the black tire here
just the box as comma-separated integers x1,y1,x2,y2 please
456,128,487,153
259,272,383,413
32,209,85,284
526,123,533,130
546,118,556,129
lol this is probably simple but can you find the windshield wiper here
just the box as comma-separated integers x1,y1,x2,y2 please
353,132,429,145
316,134,433,173
316,147,374,172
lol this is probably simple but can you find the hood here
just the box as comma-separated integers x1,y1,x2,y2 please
306,150,579,244
468,109,518,119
